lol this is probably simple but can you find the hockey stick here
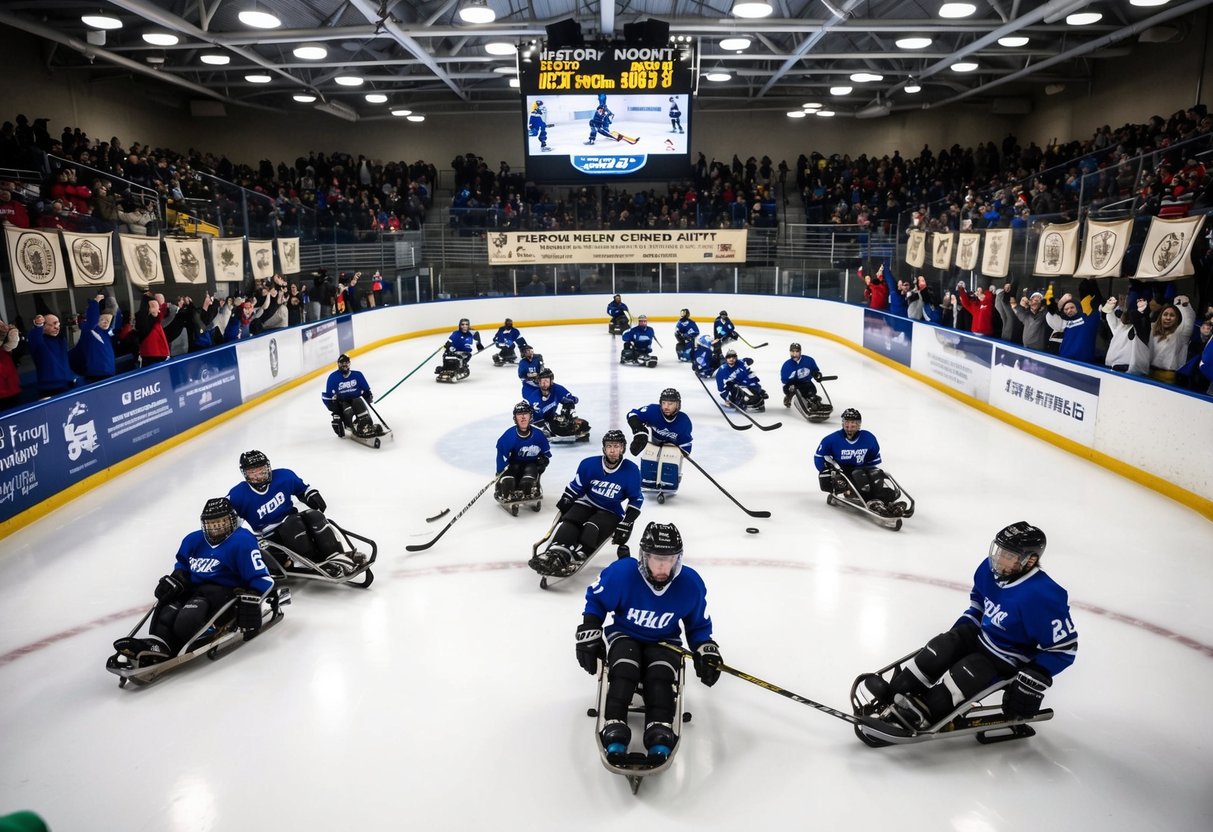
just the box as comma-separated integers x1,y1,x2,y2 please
425,508,451,523
694,372,752,431
729,402,783,432
379,344,443,403
679,448,771,518
738,335,769,349
366,401,392,433
406,473,503,552
660,644,888,731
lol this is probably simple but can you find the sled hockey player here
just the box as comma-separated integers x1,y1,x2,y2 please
627,388,692,501
227,450,349,574
713,310,739,346
110,497,277,667
855,522,1077,740
528,102,552,152
495,401,552,514
586,106,618,145
518,343,546,393
491,318,528,366
528,430,643,575
780,342,831,420
607,294,630,335
322,354,386,443
692,334,719,379
621,315,658,367
667,97,684,134
814,409,913,523
435,317,483,382
674,309,699,362
576,521,721,764
525,368,591,443
715,349,768,411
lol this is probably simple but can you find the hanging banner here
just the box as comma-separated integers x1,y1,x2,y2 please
484,229,747,265
905,230,925,269
118,233,163,288
1032,220,1080,278
248,239,275,280
276,237,300,274
955,232,981,271
931,232,954,269
1133,214,1207,281
210,237,244,283
981,228,1012,278
164,237,207,284
4,226,68,294
1074,218,1133,278
61,231,116,287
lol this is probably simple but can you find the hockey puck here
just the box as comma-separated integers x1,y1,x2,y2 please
745,527,760,534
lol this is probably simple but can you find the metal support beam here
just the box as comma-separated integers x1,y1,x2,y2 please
348,0,468,101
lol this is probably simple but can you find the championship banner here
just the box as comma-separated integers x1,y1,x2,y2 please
485,229,746,265
1074,218,1132,278
1032,220,1080,278
61,231,115,287
955,232,981,271
981,228,1012,278
118,233,163,288
248,239,275,280
1133,214,1208,281
164,237,206,284
3,226,68,293
276,237,300,275
210,237,244,282
905,230,925,269
931,232,954,269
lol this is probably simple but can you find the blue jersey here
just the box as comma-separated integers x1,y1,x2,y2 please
528,113,546,133
584,558,712,647
495,425,551,473
524,382,577,423
607,300,629,319
622,324,656,352
493,326,525,349
669,102,681,118
713,317,736,340
562,455,644,517
174,527,274,595
715,360,761,399
445,328,481,354
693,344,716,378
227,468,313,535
780,355,820,385
675,317,700,342
591,110,612,131
518,353,545,388
957,561,1077,678
627,404,693,453
813,429,882,471
322,369,372,405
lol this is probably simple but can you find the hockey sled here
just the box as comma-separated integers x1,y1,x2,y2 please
528,511,625,590
640,443,683,504
588,657,691,795
495,486,543,517
824,462,914,531
849,652,1054,747
105,586,290,688
541,413,592,445
259,521,378,589
791,376,836,423
620,351,658,368
343,419,391,449
435,353,471,383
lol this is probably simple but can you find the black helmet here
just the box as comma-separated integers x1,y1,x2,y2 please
841,408,862,423
537,368,554,382
522,343,534,352
659,388,681,406
602,429,627,450
239,449,271,488
679,308,690,318
513,401,533,417
789,342,801,352
719,310,729,317
504,318,513,327
337,353,351,368
459,317,470,327
639,521,684,589
201,497,239,545
989,522,1047,579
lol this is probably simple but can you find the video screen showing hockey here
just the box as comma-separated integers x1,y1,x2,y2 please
524,93,691,181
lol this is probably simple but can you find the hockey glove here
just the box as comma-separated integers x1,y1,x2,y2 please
304,489,327,512
743,357,754,367
611,506,642,546
813,371,824,382
236,593,263,634
818,470,835,493
536,454,550,471
1002,666,1051,718
154,570,189,602
575,617,605,675
629,431,648,456
693,640,722,687
362,391,374,404
556,494,575,515
331,414,345,437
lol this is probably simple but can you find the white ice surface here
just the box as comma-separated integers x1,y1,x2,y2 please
2,323,1211,831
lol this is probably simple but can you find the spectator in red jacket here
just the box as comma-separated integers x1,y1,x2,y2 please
0,318,21,409
135,292,170,365
862,265,889,310
0,183,30,227
956,282,996,336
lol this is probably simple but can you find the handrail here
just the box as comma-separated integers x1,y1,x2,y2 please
46,154,164,224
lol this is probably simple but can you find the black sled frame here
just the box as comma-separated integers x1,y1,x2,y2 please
791,375,837,423
824,461,915,531
528,510,625,590
259,522,378,589
495,485,543,517
849,652,1054,747
587,656,691,795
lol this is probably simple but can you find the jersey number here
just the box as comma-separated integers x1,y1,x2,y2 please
1051,617,1075,643
250,550,266,571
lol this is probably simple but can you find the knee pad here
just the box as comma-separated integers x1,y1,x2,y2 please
173,594,220,646
642,655,679,722
498,475,516,497
607,639,642,684
891,629,966,695
149,601,182,645
275,513,316,560
621,347,635,363
303,509,342,558
942,652,999,705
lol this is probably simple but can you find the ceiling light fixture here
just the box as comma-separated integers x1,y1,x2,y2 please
997,35,1030,47
720,37,752,51
1129,0,1170,6
200,53,230,65
895,36,932,49
334,75,364,86
458,0,497,24
732,2,774,19
950,61,979,72
802,102,822,109
484,41,516,56
938,3,977,18
1066,10,1103,25
293,94,318,103
830,85,852,95
82,13,123,30
904,83,922,93
816,110,836,117
293,43,328,60
365,93,388,103
850,72,884,83
245,74,272,83
493,66,518,74
391,108,413,117
704,71,732,82
141,31,179,46
406,115,425,122
238,6,281,29
787,110,807,118
508,77,520,88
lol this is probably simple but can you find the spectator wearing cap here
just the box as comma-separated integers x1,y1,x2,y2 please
1010,290,1050,351
0,318,21,409
28,312,78,396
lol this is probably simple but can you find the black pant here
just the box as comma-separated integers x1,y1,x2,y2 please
151,583,233,652
604,637,679,724
554,503,618,551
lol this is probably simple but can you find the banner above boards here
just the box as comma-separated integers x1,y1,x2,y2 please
486,229,747,265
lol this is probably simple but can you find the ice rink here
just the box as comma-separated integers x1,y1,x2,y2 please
2,321,1211,831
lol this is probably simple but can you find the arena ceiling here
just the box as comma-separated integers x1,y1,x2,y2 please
0,0,1208,120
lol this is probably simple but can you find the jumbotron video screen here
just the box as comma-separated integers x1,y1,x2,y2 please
519,44,696,182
